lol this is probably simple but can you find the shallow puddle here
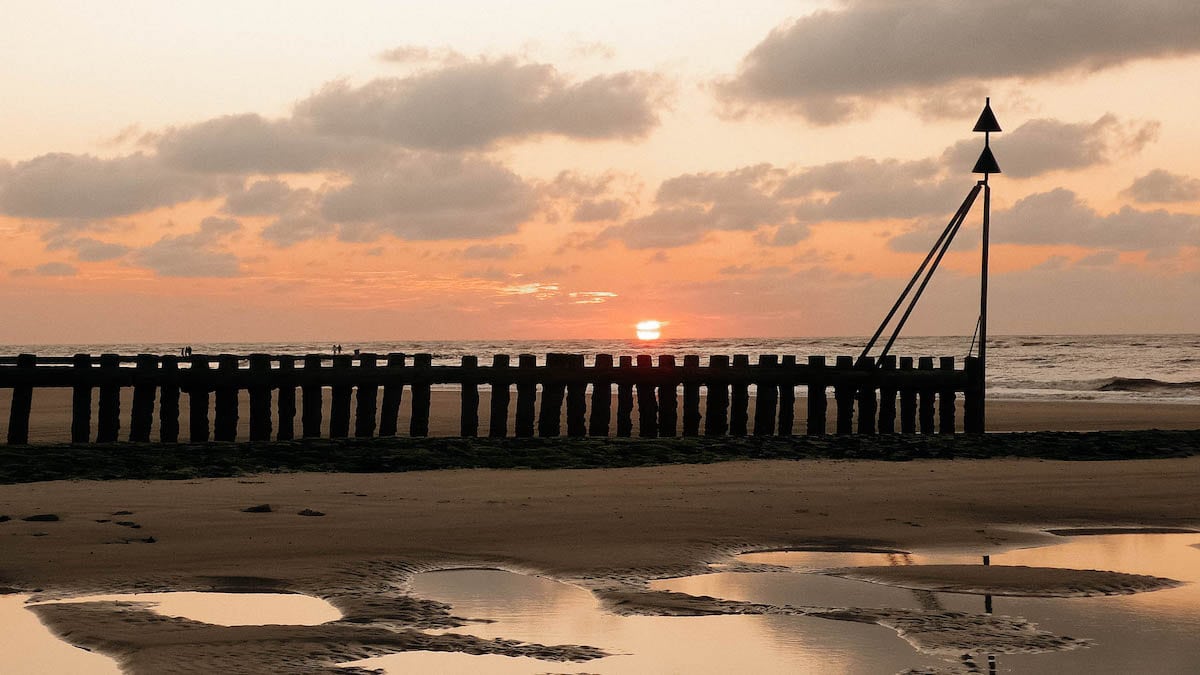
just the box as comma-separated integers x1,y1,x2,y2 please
346,533,1200,674
1,591,341,674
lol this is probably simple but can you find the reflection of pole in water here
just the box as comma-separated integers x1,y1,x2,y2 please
983,554,996,674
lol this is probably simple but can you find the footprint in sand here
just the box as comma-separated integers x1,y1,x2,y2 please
242,504,273,513
22,514,60,522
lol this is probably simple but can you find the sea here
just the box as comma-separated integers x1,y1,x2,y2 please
2,334,1198,405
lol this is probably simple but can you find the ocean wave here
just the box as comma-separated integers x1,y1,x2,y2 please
1095,377,1200,393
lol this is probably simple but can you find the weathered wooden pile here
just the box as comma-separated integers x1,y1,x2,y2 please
0,353,984,444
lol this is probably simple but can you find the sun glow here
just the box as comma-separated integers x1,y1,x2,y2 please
635,320,663,340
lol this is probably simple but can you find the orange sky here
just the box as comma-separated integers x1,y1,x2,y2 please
1,1,1198,343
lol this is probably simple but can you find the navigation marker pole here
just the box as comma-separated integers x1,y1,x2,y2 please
971,98,1002,432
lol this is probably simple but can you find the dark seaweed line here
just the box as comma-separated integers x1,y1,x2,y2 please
1,430,1198,485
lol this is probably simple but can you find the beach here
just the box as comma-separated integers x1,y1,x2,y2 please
2,427,1200,671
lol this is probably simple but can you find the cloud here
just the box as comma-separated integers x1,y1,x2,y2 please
32,262,79,276
890,188,1200,254
1122,169,1200,203
941,115,1159,178
995,188,1200,251
317,153,537,241
222,179,313,216
294,58,665,150
573,199,625,222
377,45,466,64
720,1,1200,123
44,235,131,262
598,164,793,248
155,114,376,174
780,157,964,221
462,243,523,259
0,153,215,218
260,212,333,248
130,216,244,277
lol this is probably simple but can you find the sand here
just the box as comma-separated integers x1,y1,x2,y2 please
1,393,1198,671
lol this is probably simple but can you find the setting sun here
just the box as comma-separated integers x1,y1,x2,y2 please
635,320,663,340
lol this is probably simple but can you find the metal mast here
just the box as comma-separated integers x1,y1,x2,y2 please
972,98,1002,431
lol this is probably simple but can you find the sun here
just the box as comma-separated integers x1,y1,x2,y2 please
635,320,663,340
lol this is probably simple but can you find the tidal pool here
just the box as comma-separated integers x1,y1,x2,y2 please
1,591,341,674
345,532,1200,674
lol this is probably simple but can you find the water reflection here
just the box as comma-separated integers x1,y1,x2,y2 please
352,534,1200,674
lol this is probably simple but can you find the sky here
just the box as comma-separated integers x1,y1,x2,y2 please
1,0,1198,344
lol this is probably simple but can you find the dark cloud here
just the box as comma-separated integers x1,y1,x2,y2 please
942,115,1159,178
1121,169,1200,203
721,1,1200,123
156,114,377,174
260,213,334,248
130,216,244,277
0,153,215,219
598,164,792,249
294,58,665,150
894,187,1200,253
33,262,79,276
45,235,131,262
780,158,963,221
572,198,625,222
318,154,537,241
462,243,523,259
222,179,313,216
996,188,1200,251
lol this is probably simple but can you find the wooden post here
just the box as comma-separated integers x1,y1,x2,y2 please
129,354,157,442
214,355,239,442
939,356,957,434
248,354,273,442
71,353,92,444
355,354,379,438
704,355,730,436
834,355,855,435
682,355,701,436
856,356,877,435
899,356,917,434
515,354,537,438
753,354,778,436
589,354,613,437
189,355,210,442
159,355,180,443
97,353,122,443
635,354,658,437
964,355,984,434
778,355,796,436
806,355,827,436
489,354,511,438
7,354,35,445
878,355,897,434
460,355,479,437
379,353,405,436
566,354,587,437
730,354,750,436
410,353,432,437
328,355,352,438
616,355,634,437
301,354,323,438
276,357,296,441
538,353,567,437
918,356,935,434
657,355,678,438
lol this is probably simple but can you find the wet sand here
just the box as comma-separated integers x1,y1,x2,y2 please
0,395,1198,672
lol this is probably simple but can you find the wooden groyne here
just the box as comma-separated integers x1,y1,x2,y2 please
0,353,984,445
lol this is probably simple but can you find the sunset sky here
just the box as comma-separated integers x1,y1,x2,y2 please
2,0,1198,343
